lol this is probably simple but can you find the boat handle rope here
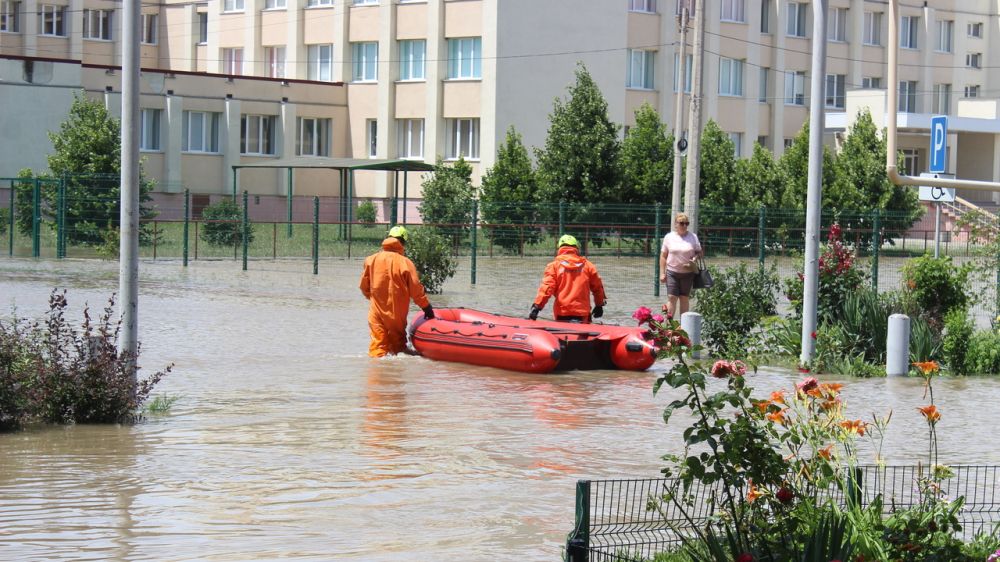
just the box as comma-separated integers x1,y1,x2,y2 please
430,327,508,339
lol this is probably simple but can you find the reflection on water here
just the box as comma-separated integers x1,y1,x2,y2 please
1,258,999,561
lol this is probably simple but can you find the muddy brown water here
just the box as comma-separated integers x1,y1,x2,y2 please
2,258,999,561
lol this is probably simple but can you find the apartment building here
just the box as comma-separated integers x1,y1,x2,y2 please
1,0,998,203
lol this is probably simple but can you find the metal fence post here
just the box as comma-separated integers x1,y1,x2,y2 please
287,167,293,239
653,202,662,297
470,199,478,285
559,200,566,239
7,180,14,256
758,206,767,270
57,178,66,259
242,190,249,272
871,209,881,291
182,188,190,267
313,196,319,275
32,178,40,258
565,480,591,562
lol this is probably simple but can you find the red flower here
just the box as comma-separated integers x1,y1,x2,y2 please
810,331,817,339
632,306,652,325
736,554,754,562
711,360,747,379
776,486,794,504
797,377,819,394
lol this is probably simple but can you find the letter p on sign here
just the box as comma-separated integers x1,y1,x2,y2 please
930,115,947,173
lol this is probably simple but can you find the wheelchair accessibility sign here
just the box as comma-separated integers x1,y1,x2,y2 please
918,172,956,202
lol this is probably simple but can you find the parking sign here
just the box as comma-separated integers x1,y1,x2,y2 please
930,115,947,173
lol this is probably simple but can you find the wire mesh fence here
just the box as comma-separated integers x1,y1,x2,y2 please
567,465,1000,562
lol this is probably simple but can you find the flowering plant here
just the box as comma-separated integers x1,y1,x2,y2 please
784,223,868,322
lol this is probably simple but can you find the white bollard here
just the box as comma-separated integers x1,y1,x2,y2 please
886,314,911,377
681,312,703,360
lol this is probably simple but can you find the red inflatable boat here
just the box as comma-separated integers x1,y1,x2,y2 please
408,308,658,373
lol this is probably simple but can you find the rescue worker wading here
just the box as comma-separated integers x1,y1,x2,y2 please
529,235,608,323
359,226,434,357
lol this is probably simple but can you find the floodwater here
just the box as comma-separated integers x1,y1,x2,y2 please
1,257,999,561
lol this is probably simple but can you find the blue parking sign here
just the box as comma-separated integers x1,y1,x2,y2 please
929,115,947,173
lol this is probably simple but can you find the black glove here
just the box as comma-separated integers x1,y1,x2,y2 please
422,305,435,320
528,304,541,320
592,305,604,319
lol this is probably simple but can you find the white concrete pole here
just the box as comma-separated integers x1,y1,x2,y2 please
670,3,689,225
680,311,702,360
682,0,705,234
800,0,827,366
119,0,140,378
886,314,911,376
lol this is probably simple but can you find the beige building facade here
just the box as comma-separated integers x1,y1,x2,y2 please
1,0,998,203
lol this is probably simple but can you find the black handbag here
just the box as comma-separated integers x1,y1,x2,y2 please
693,258,713,289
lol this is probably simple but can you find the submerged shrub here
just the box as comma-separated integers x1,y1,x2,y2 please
902,254,972,329
200,198,255,248
406,227,457,294
0,321,38,431
694,262,779,356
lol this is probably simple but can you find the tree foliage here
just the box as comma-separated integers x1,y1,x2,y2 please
200,198,255,247
418,158,474,242
620,103,674,206
406,227,457,294
737,141,784,210
698,120,743,225
479,127,541,253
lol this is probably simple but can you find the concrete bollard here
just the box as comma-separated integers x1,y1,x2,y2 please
886,314,911,377
681,312,703,360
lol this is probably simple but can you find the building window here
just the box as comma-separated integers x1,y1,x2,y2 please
265,0,285,8
354,0,378,4
827,7,847,42
758,67,768,102
718,57,743,97
297,117,331,157
964,85,980,98
720,0,744,23
197,13,207,44
399,39,425,80
82,9,112,40
760,0,770,33
223,48,243,75
783,71,805,105
783,138,794,150
932,84,951,115
863,11,882,46
898,80,917,113
241,115,276,155
900,15,918,49
786,2,806,38
448,37,482,79
308,44,332,81
182,111,220,153
756,136,768,149
141,14,157,44
140,109,160,151
265,46,285,78
672,53,692,92
901,149,919,176
862,76,882,89
628,0,656,13
1,1,20,32
728,132,742,158
968,22,982,39
39,4,66,37
627,49,655,89
351,42,378,82
447,118,480,161
966,53,982,69
936,20,953,52
223,0,244,12
397,119,424,159
308,0,332,6
366,119,377,158
824,74,845,109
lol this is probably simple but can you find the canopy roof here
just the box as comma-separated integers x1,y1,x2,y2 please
233,157,435,172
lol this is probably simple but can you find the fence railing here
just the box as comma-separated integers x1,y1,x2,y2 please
565,465,1000,562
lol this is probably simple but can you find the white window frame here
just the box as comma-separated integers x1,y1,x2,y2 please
901,148,919,176
783,71,805,105
898,80,917,113
967,22,982,39
672,53,692,93
399,39,425,81
297,117,331,157
826,7,847,42
222,48,243,76
862,76,882,89
758,67,768,102
759,0,770,33
39,4,66,37
197,13,207,44
900,15,918,49
265,46,285,78
182,111,221,153
354,0,378,5
783,138,794,150
447,118,480,161
140,108,161,151
397,119,424,159
308,44,332,81
265,0,285,8
351,41,378,82
966,53,982,69
718,57,743,97
447,37,482,80
863,11,882,46
241,114,277,156
756,136,768,149
932,84,951,115
366,119,377,158
308,0,332,6
223,0,244,12
786,2,806,38
935,20,953,53
824,74,845,109
82,9,112,40
626,49,655,90
964,85,980,98
728,132,742,158
1,1,20,32
720,0,744,23
141,14,157,45
628,0,656,14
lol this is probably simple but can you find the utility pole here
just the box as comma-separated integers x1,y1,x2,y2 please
120,0,140,380
683,0,705,233
670,1,689,226
800,0,828,366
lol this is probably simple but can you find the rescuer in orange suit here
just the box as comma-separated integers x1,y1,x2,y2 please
529,235,607,323
360,226,434,357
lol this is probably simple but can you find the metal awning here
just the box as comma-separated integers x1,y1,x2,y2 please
232,157,435,172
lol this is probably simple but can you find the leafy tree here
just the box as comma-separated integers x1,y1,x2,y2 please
406,227,457,294
620,103,674,206
737,141,784,210
200,198,255,248
535,63,622,228
417,158,475,244
15,94,157,246
356,200,377,225
698,120,753,227
776,122,838,232
479,127,541,253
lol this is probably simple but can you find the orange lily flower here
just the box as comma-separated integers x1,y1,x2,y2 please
817,444,834,461
918,404,941,423
770,390,786,404
766,409,788,426
820,397,842,412
840,419,867,436
753,399,771,413
912,361,939,375
746,480,763,503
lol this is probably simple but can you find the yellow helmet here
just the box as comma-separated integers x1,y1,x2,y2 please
388,225,409,243
558,234,579,248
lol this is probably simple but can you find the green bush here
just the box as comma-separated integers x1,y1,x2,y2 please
902,255,973,328
967,330,1000,375
0,207,8,237
200,198,254,248
406,227,457,294
356,200,377,225
694,263,779,356
0,319,35,431
942,308,974,375
784,223,868,322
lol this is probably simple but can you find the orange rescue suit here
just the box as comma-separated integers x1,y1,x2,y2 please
533,246,607,320
359,237,430,357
